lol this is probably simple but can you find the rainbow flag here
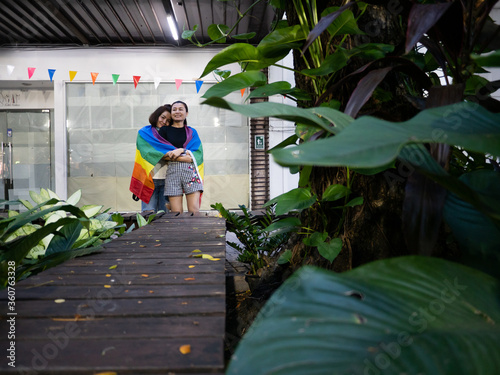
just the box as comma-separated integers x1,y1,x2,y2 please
130,125,204,203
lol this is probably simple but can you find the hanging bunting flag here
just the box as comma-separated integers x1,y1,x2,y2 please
48,69,56,81
175,79,183,90
154,76,161,89
240,88,246,97
133,75,141,88
91,72,99,85
195,80,203,93
112,74,120,85
7,65,15,75
28,67,36,79
69,71,77,81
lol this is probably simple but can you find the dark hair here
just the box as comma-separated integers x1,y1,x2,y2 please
148,104,171,127
171,101,188,125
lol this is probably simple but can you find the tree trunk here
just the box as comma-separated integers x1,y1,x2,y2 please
284,1,418,272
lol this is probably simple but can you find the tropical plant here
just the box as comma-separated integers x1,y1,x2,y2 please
191,0,500,373
0,189,128,287
211,202,290,275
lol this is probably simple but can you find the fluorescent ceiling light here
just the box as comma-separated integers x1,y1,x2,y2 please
167,15,179,41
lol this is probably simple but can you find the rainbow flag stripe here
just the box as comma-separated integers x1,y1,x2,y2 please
130,125,204,203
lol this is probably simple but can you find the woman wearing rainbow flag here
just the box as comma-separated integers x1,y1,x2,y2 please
129,101,204,214
159,101,204,213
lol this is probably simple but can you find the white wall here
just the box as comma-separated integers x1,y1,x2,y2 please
268,53,300,199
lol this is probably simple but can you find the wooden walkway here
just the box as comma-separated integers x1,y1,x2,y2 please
0,213,227,375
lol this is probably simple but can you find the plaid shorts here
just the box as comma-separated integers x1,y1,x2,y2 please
165,161,203,196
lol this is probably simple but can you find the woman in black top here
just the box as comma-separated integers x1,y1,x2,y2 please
158,101,203,213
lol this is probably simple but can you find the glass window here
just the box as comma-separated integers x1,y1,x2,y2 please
66,82,249,212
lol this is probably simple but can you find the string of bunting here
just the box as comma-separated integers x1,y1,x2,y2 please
2,63,247,97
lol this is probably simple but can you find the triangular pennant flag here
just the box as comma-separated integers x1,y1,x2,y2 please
69,71,77,81
91,72,99,85
154,76,161,89
112,74,120,85
28,67,36,79
240,88,246,97
7,65,15,75
48,69,56,82
195,80,203,93
133,75,141,88
175,79,183,90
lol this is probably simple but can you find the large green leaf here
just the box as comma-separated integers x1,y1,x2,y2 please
398,144,500,227
227,256,500,375
201,71,267,99
264,188,317,216
45,220,84,256
443,169,500,278
201,97,352,134
271,102,500,168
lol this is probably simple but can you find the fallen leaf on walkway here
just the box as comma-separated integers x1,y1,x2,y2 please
154,244,162,247
140,245,146,248
179,345,191,354
104,285,111,288
141,274,149,277
95,372,117,375
202,254,220,261
109,265,117,270
106,274,112,277
101,346,116,356
192,249,202,253
184,277,195,281
189,265,195,268
54,299,65,303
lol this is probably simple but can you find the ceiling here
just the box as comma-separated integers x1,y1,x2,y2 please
0,0,281,49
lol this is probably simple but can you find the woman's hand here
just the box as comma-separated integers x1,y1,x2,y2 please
166,148,185,160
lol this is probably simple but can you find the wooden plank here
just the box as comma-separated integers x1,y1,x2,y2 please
0,316,225,339
0,296,225,318
0,338,223,374
29,263,223,276
0,215,227,374
18,272,225,287
7,284,224,300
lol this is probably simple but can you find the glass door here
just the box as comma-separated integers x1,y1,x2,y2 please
0,110,53,211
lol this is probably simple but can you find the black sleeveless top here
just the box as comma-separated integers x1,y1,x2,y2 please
159,126,186,148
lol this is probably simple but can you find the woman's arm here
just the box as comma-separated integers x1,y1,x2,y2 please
162,148,192,162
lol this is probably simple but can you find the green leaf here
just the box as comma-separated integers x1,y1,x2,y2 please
136,213,147,228
272,102,500,168
227,256,500,375
214,69,231,79
302,231,328,247
399,144,500,227
257,25,305,58
207,24,230,43
443,169,500,278
345,196,364,207
277,249,292,265
471,50,500,67
81,204,102,218
323,7,364,36
263,217,301,233
66,189,81,206
198,44,263,78
232,32,257,40
201,97,352,134
202,71,267,99
317,237,342,263
248,82,312,101
45,220,84,255
264,188,317,216
322,184,350,202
